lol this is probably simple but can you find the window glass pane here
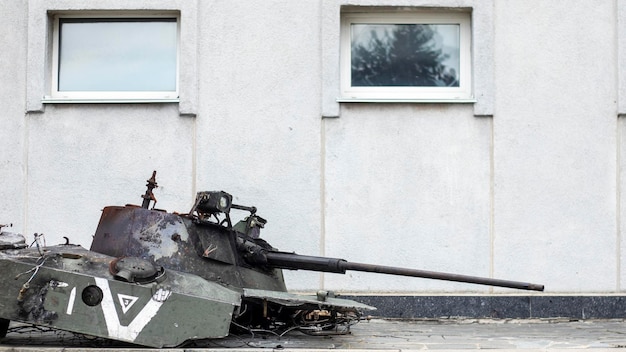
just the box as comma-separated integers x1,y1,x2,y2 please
351,23,460,87
58,19,177,92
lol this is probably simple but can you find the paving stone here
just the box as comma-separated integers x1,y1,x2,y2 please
2,318,626,350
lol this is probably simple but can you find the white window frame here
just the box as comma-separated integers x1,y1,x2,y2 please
340,10,472,102
26,0,198,115
48,12,180,103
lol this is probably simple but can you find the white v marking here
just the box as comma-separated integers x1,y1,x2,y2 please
95,277,164,342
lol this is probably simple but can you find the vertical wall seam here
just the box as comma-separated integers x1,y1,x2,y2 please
487,0,496,295
319,0,326,290
320,117,327,290
617,117,621,291
616,0,622,291
616,114,621,290
489,116,495,294
22,113,30,235
191,116,197,197
190,0,200,199
21,0,31,236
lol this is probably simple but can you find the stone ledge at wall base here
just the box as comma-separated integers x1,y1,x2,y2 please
343,295,626,319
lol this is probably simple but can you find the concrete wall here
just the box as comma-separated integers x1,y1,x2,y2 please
0,0,623,295
0,1,27,231
494,1,618,292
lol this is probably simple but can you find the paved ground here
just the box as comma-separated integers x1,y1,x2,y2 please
2,318,626,351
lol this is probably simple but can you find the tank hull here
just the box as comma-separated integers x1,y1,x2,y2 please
0,244,241,348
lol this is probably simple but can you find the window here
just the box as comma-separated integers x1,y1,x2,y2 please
50,14,179,102
340,10,472,102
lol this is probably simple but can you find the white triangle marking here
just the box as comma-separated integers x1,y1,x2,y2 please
118,294,139,314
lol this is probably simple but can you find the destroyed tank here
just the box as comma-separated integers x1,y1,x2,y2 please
0,172,544,347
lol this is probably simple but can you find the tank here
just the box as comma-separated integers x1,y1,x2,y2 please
0,172,544,347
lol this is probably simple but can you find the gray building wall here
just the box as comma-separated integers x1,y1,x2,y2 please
0,0,624,298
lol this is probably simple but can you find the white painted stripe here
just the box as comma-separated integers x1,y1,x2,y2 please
66,287,76,315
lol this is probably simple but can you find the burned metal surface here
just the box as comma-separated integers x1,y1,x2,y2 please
18,280,60,324
90,205,287,292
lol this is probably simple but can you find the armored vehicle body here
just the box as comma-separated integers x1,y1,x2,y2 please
0,172,543,347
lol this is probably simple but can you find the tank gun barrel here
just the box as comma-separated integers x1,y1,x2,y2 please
263,251,544,292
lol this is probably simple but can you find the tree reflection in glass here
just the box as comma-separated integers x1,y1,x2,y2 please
351,24,460,87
